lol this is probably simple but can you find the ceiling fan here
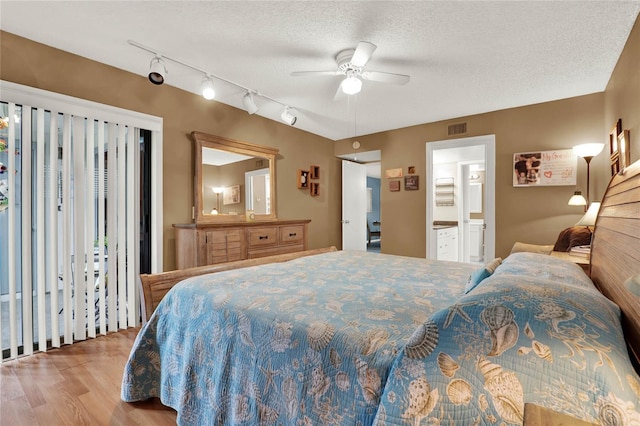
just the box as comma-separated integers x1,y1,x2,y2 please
291,41,410,96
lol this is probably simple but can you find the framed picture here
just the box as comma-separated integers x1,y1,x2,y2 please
609,119,622,175
309,165,320,179
223,185,240,205
404,175,419,190
297,169,309,188
408,166,416,174
619,129,631,170
310,182,319,196
385,168,403,179
513,149,576,187
389,180,400,192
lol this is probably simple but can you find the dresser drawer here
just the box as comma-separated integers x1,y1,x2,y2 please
280,225,304,244
248,244,305,259
247,227,278,247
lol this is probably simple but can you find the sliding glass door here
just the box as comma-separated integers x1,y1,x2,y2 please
0,82,162,361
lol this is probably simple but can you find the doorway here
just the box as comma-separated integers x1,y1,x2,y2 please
338,150,381,251
366,162,381,253
426,135,495,263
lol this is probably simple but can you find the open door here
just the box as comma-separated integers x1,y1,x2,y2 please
342,160,367,251
426,135,495,262
460,164,472,263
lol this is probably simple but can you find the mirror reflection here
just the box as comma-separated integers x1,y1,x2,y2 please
192,131,278,224
201,147,271,216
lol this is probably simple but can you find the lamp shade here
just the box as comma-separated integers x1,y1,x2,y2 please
568,190,587,206
573,143,605,158
341,71,362,95
575,202,601,227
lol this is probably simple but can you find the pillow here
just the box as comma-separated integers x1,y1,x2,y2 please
510,241,554,255
464,257,502,293
552,226,592,252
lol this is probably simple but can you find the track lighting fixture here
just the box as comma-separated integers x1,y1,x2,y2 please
281,107,297,126
201,75,215,100
130,40,299,125
341,70,362,95
148,57,167,85
242,92,258,114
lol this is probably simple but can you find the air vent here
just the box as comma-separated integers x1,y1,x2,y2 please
447,122,467,136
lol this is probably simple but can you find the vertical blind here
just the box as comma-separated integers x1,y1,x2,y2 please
0,82,161,361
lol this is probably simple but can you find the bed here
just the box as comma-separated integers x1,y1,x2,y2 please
122,159,640,425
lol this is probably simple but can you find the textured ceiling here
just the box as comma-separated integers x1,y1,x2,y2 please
1,1,639,140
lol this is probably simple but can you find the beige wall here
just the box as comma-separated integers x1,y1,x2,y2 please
605,13,640,168
0,31,342,271
2,13,638,266
336,94,607,258
334,12,639,260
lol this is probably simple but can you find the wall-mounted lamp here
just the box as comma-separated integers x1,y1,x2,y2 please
242,92,258,114
148,57,167,85
568,189,587,209
573,143,605,206
281,106,297,126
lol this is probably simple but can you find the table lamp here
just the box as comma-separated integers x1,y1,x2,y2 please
575,201,601,228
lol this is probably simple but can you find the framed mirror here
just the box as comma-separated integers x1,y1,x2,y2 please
192,131,278,223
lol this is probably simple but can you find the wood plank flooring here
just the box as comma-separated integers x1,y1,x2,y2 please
1,328,177,425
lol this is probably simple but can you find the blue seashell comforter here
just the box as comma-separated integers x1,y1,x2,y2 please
121,250,640,425
375,252,640,425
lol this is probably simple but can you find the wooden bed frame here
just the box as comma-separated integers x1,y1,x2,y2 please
139,246,337,322
590,158,640,367
140,159,640,366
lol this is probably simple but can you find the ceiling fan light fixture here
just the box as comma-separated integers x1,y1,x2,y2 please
200,75,216,100
242,92,258,114
148,56,167,85
281,106,297,126
341,72,362,95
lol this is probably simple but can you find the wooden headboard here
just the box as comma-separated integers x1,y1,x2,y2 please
590,158,640,366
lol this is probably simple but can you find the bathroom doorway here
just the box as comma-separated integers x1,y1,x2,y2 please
426,135,496,263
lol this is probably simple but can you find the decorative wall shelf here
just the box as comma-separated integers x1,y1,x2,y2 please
435,177,455,206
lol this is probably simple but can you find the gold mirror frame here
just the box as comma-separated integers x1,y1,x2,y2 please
192,131,278,224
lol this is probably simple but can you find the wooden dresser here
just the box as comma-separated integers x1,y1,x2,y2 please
173,220,310,269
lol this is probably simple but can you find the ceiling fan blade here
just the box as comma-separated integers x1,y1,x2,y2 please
333,81,346,100
290,70,341,77
361,71,410,85
350,41,377,67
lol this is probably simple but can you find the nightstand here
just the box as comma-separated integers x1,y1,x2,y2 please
524,403,596,425
550,251,590,277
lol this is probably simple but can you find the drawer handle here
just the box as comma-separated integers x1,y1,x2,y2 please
259,235,269,240
289,233,297,237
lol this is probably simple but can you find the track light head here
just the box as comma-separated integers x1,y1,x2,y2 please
242,92,258,114
201,75,215,100
148,57,167,85
281,106,297,126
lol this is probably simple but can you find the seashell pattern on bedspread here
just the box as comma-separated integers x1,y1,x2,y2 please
121,250,476,425
375,253,640,425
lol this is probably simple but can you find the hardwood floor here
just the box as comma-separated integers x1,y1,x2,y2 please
1,328,177,425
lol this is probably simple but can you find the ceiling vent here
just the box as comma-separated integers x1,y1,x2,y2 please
447,122,467,136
